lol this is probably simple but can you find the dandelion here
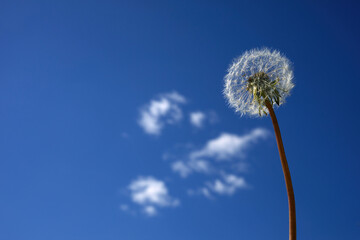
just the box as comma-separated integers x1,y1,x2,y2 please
224,48,297,240
224,48,294,116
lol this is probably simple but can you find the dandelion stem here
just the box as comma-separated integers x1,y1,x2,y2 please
265,100,296,240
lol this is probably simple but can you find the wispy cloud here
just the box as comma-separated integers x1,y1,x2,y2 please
187,173,247,198
143,206,157,216
171,161,192,178
190,111,206,128
171,159,211,178
128,176,179,216
138,92,186,135
189,111,219,128
206,174,247,195
170,128,268,178
190,128,268,161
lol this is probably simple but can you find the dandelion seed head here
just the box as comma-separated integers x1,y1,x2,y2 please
224,48,294,117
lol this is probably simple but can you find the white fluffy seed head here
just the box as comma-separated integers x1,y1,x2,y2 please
224,48,294,117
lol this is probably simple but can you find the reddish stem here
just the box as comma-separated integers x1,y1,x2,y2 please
265,101,296,240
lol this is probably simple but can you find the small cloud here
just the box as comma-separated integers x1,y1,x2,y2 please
165,92,187,103
201,187,212,198
138,92,186,135
188,159,211,173
189,111,219,128
207,174,247,195
190,111,206,128
190,128,268,161
144,206,157,216
172,161,192,178
171,159,211,178
128,176,179,216
170,128,268,178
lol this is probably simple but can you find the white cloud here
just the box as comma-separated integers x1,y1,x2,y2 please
188,159,210,173
189,111,219,128
138,92,186,135
171,161,192,178
190,111,206,128
188,174,246,198
190,128,268,161
201,187,212,198
144,206,157,216
207,174,247,195
165,92,187,103
170,128,268,178
171,159,211,178
128,176,179,216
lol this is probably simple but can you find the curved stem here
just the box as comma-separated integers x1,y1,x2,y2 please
265,101,296,240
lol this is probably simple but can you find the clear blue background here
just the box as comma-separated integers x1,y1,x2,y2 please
1,0,359,239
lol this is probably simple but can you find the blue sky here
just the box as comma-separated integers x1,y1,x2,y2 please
1,0,360,239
